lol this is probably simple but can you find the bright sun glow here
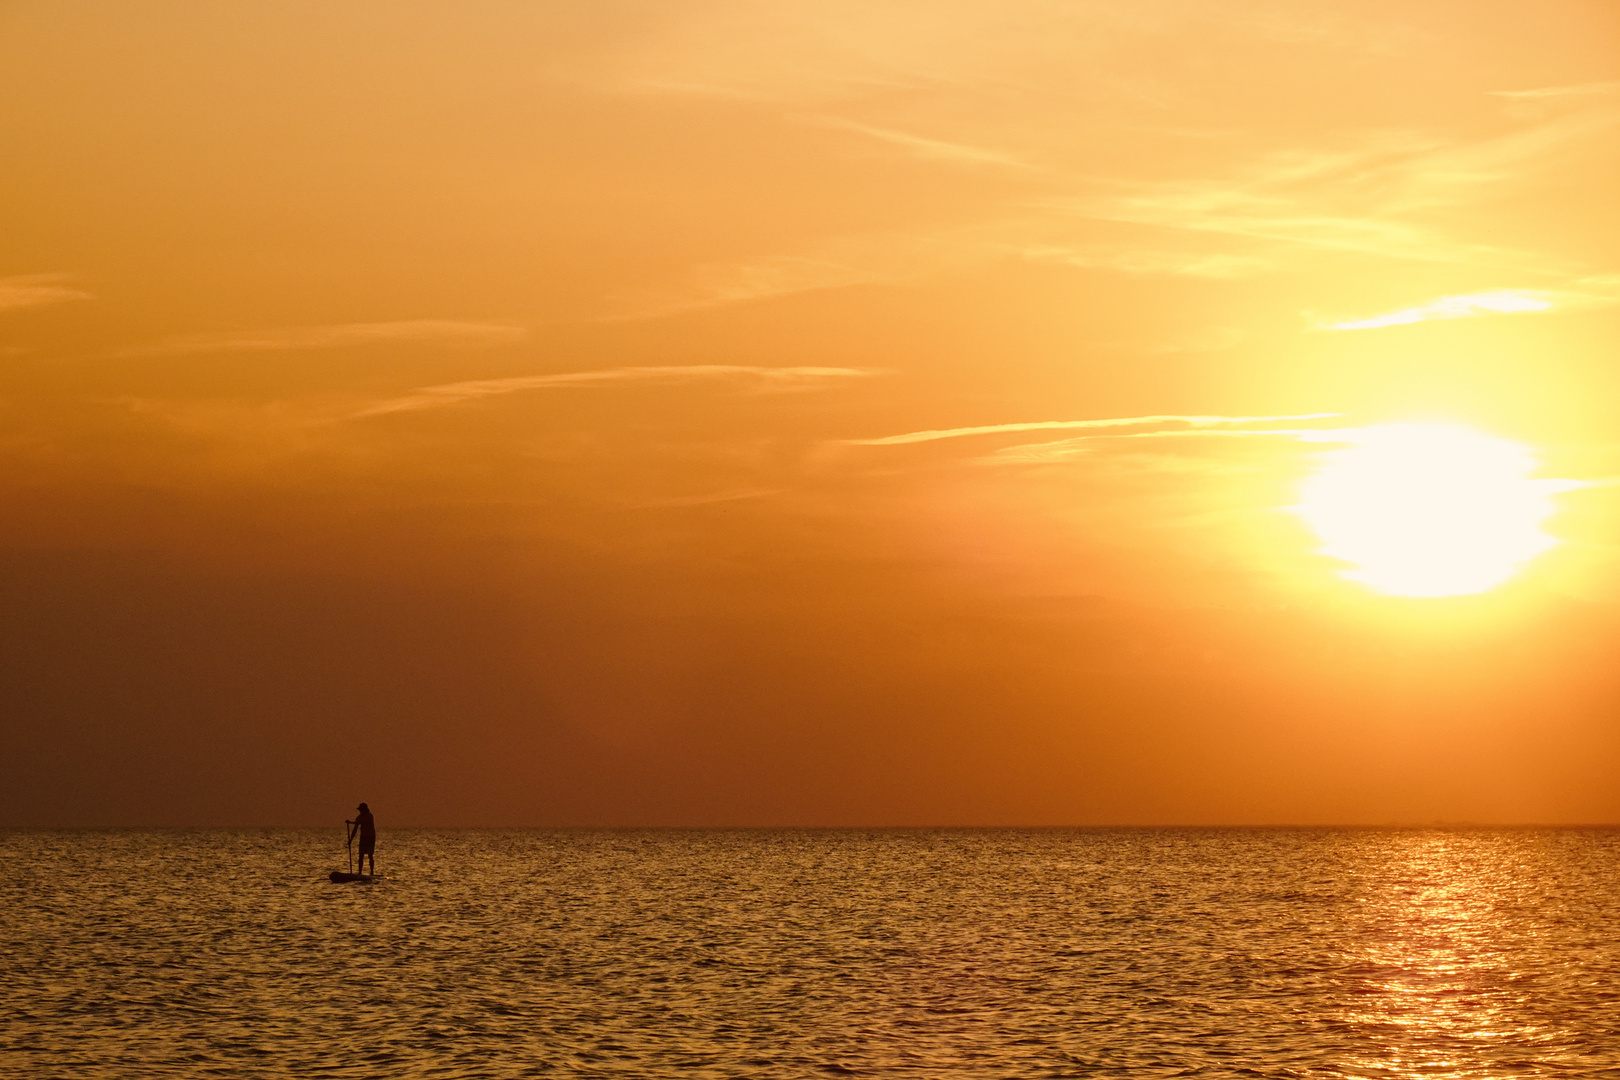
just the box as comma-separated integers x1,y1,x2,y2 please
1297,423,1572,597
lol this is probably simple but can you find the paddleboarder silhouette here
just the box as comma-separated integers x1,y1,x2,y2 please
346,803,376,876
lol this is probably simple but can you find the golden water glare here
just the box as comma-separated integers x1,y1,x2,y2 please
1336,833,1569,1079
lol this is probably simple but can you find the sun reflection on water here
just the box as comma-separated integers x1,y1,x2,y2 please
1336,832,1575,1078
7,829,1620,1076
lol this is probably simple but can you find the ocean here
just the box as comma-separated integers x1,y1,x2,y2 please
3,828,1619,1078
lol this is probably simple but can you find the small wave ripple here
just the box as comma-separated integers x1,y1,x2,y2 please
4,828,1620,1078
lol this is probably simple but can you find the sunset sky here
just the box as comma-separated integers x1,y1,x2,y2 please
3,0,1619,826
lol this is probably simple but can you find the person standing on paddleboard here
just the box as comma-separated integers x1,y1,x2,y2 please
347,803,376,876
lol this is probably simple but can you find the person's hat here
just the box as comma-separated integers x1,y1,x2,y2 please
357,802,368,810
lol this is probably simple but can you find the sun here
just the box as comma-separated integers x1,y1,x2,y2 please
1296,423,1572,598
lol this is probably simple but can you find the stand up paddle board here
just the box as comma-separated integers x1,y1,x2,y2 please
329,871,373,883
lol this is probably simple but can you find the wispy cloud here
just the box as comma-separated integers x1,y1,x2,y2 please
124,320,527,356
608,256,888,320
1319,290,1553,330
1055,101,1619,273
579,4,1619,330
814,117,1034,170
603,248,921,321
985,425,1336,464
631,487,784,509
632,105,1605,324
1319,276,1620,330
1491,81,1620,102
612,221,1273,322
355,365,874,418
577,2,1050,106
842,413,1336,446
1013,243,1270,280
0,274,91,313
1064,170,1492,268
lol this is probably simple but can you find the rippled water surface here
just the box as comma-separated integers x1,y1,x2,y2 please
4,828,1620,1078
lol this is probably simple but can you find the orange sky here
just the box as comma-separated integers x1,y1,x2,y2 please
3,0,1619,825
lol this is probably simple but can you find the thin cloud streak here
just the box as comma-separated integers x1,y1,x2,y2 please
611,227,1271,322
1491,81,1620,102
631,488,785,509
815,118,1035,170
0,274,91,313
574,2,1620,336
624,97,1613,323
1014,243,1271,280
1321,290,1554,330
123,320,528,357
604,255,888,321
1321,277,1620,330
355,365,875,418
985,425,1339,464
1072,183,1498,269
843,413,1338,447
1058,101,1620,274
